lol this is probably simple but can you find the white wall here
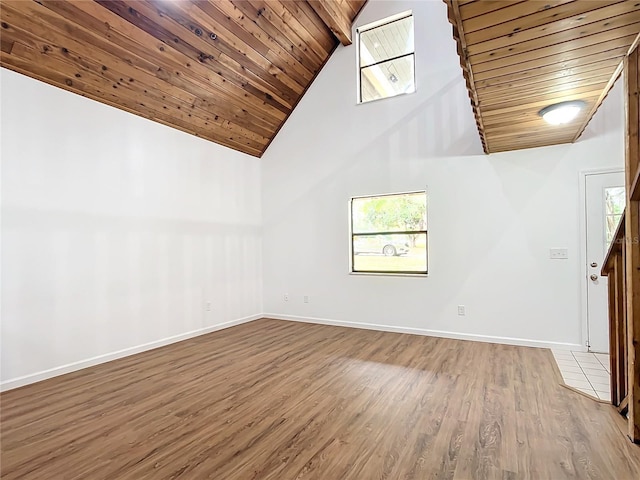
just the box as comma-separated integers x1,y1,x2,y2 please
1,69,263,388
261,0,625,348
0,0,627,390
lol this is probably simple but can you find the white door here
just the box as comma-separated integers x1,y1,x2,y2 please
585,171,625,353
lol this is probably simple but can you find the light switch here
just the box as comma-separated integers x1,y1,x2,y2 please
549,248,569,259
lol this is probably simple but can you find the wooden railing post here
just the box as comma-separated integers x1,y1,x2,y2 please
603,39,640,443
625,42,640,443
603,215,627,410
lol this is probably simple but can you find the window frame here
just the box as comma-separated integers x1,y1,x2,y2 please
355,10,416,105
349,190,428,277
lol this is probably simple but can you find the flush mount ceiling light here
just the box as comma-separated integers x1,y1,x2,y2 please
539,100,586,125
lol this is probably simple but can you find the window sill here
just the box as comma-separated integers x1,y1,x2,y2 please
349,271,429,278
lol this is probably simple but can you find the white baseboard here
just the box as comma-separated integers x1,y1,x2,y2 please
264,313,584,351
1,312,585,392
0,314,262,392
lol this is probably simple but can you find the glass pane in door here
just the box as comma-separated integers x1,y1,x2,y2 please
605,186,625,247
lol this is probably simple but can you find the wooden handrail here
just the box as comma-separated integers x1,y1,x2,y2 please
602,210,626,275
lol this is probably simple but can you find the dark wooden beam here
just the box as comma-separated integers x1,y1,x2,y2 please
308,0,353,46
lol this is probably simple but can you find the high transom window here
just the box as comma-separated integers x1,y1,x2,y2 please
357,12,415,104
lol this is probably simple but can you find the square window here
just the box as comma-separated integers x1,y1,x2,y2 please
357,12,415,104
350,191,427,275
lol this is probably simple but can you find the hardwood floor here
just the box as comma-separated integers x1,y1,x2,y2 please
2,318,640,479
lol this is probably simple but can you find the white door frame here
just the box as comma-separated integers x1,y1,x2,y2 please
578,167,624,352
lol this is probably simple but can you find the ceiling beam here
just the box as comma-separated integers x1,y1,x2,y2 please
308,0,354,46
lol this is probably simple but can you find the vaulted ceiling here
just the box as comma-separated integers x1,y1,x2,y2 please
0,0,366,157
4,1,640,157
446,0,640,154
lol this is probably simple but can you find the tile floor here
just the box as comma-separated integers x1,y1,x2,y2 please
551,349,611,401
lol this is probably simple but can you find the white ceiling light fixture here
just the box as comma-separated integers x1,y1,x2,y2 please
539,100,586,125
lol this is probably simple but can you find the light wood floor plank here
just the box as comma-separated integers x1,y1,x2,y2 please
2,319,640,479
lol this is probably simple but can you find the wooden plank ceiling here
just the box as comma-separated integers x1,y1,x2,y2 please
0,0,366,157
446,0,640,154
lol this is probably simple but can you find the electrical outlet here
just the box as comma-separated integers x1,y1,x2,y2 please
549,248,568,259
457,305,466,316
284,293,289,302
303,295,309,303
206,301,212,312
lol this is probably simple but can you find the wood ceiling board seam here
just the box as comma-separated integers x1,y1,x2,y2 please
4,4,276,151
486,127,584,142
468,19,640,66
477,75,615,103
212,0,316,83
1,16,195,109
0,56,263,156
0,5,201,108
246,0,327,67
482,107,596,127
136,1,302,110
1,0,364,156
476,67,615,93
485,120,582,135
222,55,298,112
230,0,324,74
489,138,574,152
459,0,529,21
141,6,301,116
445,0,489,154
572,31,640,143
477,77,612,105
0,51,124,113
489,128,578,139
280,0,336,52
472,35,638,75
475,58,624,90
40,0,286,127
260,0,368,157
461,0,577,33
465,0,632,50
489,131,578,143
489,138,577,148
489,141,575,149
190,0,273,57
279,0,336,53
479,88,609,112
258,0,334,61
5,30,269,146
487,132,578,143
473,45,631,82
3,2,279,138
481,109,597,128
192,0,315,90
186,1,319,96
95,0,291,119
469,8,640,59
481,90,603,116
139,0,303,107
259,0,368,157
